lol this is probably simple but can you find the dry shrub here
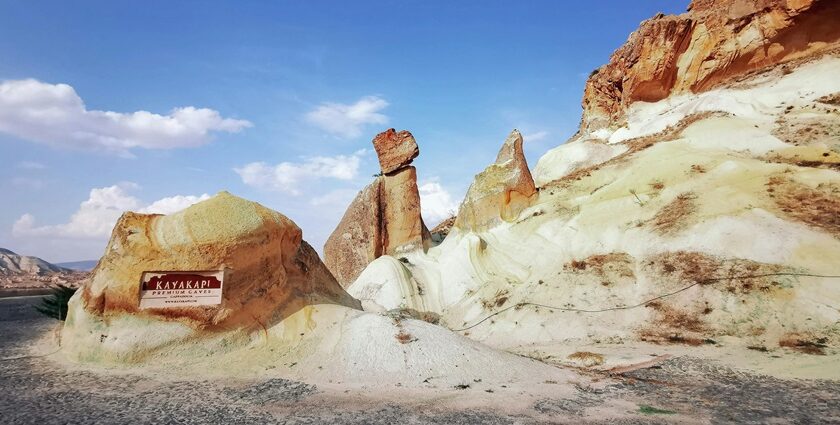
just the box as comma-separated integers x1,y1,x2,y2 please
817,92,840,106
650,251,784,293
649,180,665,191
779,333,828,355
768,177,840,237
690,164,707,174
392,307,441,325
765,153,840,170
568,259,588,270
481,289,510,310
650,192,697,235
564,253,635,281
395,330,415,344
567,351,605,367
640,302,709,346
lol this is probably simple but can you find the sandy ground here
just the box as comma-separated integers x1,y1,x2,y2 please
2,296,840,424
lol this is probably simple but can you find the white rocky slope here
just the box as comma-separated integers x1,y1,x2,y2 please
59,192,586,391
0,248,69,275
348,54,840,354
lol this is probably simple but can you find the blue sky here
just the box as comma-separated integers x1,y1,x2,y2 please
0,1,685,262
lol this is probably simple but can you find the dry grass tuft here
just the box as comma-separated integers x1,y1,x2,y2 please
779,333,828,355
564,253,635,282
567,351,605,367
768,177,840,237
395,329,415,344
690,164,707,174
817,92,840,106
640,301,709,346
651,251,785,293
481,289,510,310
650,192,697,235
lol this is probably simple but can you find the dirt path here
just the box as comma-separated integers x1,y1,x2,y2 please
2,297,839,424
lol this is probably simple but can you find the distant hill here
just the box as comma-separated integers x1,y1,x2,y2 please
55,260,98,272
0,248,70,275
1,248,89,290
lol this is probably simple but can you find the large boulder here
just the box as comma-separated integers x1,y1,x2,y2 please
454,129,536,231
61,192,360,361
372,128,420,174
324,167,431,286
581,0,840,133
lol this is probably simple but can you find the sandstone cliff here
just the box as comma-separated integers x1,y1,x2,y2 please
581,0,840,134
349,0,840,360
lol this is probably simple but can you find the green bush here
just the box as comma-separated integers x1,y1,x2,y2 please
35,284,78,321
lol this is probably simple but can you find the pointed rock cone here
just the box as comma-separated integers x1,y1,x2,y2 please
454,129,536,231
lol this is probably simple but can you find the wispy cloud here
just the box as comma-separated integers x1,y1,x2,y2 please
235,150,366,195
17,161,46,170
522,130,549,143
12,183,209,239
0,79,252,156
305,95,388,138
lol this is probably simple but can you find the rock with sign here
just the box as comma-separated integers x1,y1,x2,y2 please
61,192,360,362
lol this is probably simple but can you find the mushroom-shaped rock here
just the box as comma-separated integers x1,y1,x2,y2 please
324,129,432,287
324,166,431,286
61,192,360,361
372,128,420,174
454,130,537,231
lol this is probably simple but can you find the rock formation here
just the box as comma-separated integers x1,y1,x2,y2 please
324,129,431,286
582,0,840,133
0,248,69,275
372,128,420,174
62,192,360,360
453,129,536,231
0,248,88,289
348,0,840,358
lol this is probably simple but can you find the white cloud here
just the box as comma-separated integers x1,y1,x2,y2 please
523,130,549,142
17,160,46,170
235,150,366,195
418,179,460,226
138,194,211,215
12,183,209,239
0,79,252,156
305,95,388,138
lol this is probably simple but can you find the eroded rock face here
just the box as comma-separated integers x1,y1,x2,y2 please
324,130,431,287
372,128,420,174
582,0,840,132
454,130,536,231
62,192,360,359
324,180,383,286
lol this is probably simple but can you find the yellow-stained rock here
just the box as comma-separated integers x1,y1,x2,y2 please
454,130,536,231
582,0,840,132
324,167,431,286
62,191,360,360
